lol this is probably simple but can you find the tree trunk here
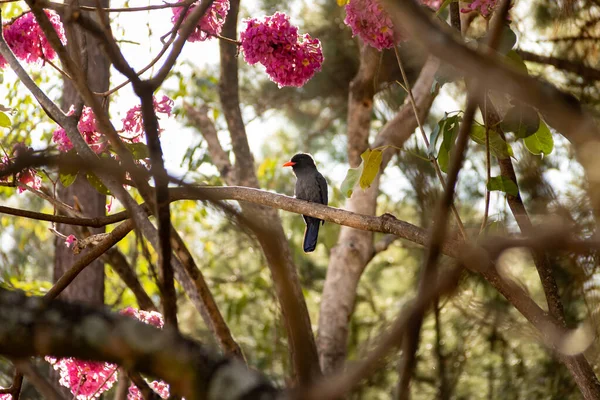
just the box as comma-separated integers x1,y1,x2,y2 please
317,54,438,374
53,1,110,306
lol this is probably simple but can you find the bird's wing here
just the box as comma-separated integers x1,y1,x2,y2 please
317,172,329,205
317,173,328,225
317,172,328,206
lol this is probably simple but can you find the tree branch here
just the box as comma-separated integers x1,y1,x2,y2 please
0,289,277,400
103,248,158,312
170,186,462,258
517,49,600,82
44,219,135,300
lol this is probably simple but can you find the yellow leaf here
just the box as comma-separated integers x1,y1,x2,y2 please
359,149,383,190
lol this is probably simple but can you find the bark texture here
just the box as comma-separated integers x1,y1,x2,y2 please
54,0,110,305
317,56,438,373
212,0,321,383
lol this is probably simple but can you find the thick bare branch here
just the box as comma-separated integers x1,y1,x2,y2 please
0,289,277,400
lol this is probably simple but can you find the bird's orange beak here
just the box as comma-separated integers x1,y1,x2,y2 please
282,161,296,167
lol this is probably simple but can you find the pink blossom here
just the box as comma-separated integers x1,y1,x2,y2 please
0,10,66,68
65,234,77,247
0,389,11,400
52,127,73,152
128,380,170,400
120,307,165,328
121,96,174,143
46,357,118,399
343,0,443,50
106,196,113,212
52,107,106,154
421,0,443,9
344,0,398,50
10,144,42,193
240,13,323,87
16,168,41,193
461,0,498,17
171,0,229,42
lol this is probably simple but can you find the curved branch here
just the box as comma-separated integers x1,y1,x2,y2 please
517,49,600,82
170,185,462,258
0,205,129,227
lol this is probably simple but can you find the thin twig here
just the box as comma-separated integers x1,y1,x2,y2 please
394,46,468,240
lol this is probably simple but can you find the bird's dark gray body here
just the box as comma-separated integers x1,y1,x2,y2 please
284,153,328,252
294,168,328,212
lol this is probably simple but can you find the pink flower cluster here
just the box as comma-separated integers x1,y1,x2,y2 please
122,308,169,399
0,10,66,68
0,143,42,193
52,106,105,154
461,0,499,17
343,0,443,50
344,0,397,50
46,308,168,399
46,356,118,399
0,390,11,400
171,0,229,42
128,380,170,400
121,95,174,143
240,12,324,87
52,96,173,153
120,307,164,328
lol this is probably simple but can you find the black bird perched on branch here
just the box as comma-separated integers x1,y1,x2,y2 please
283,153,328,253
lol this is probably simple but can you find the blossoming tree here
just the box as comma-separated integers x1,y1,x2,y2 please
2,0,600,399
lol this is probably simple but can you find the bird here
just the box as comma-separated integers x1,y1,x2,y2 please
283,153,328,253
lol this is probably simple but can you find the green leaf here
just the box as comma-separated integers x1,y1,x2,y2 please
58,152,78,188
359,149,383,190
86,172,111,195
523,121,553,156
436,115,460,172
428,116,446,156
487,176,519,196
470,125,513,159
500,103,540,139
59,170,77,188
125,142,150,160
505,50,528,74
340,163,363,198
438,146,450,173
0,111,11,128
435,0,455,16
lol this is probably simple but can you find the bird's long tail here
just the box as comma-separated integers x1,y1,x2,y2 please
303,218,321,253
